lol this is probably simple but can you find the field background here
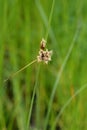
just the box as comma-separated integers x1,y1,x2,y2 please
0,0,87,130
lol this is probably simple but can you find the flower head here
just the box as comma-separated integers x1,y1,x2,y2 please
37,38,53,64
40,38,46,50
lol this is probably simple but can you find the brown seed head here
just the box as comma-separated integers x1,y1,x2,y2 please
40,38,46,50
37,38,53,64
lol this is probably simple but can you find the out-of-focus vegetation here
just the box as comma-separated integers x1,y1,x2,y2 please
0,0,87,130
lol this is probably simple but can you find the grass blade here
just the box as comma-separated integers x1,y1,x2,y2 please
52,82,87,129
4,59,37,82
44,23,81,130
27,65,40,130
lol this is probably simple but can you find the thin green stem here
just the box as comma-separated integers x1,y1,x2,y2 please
45,0,55,41
52,82,87,129
44,24,81,130
26,0,55,128
4,59,37,82
35,0,58,50
26,0,55,129
27,65,40,130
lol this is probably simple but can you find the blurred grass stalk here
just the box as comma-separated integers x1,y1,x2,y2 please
44,22,81,130
35,0,60,55
52,82,87,129
27,65,40,130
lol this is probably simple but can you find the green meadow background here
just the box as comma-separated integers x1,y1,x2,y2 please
0,0,87,130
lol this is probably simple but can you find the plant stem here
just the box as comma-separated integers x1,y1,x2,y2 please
45,0,55,41
27,65,40,130
44,24,81,130
4,59,37,82
52,82,87,129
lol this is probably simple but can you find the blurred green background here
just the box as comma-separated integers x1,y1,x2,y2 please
0,0,87,130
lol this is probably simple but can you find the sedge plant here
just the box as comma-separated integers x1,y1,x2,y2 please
4,0,55,130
